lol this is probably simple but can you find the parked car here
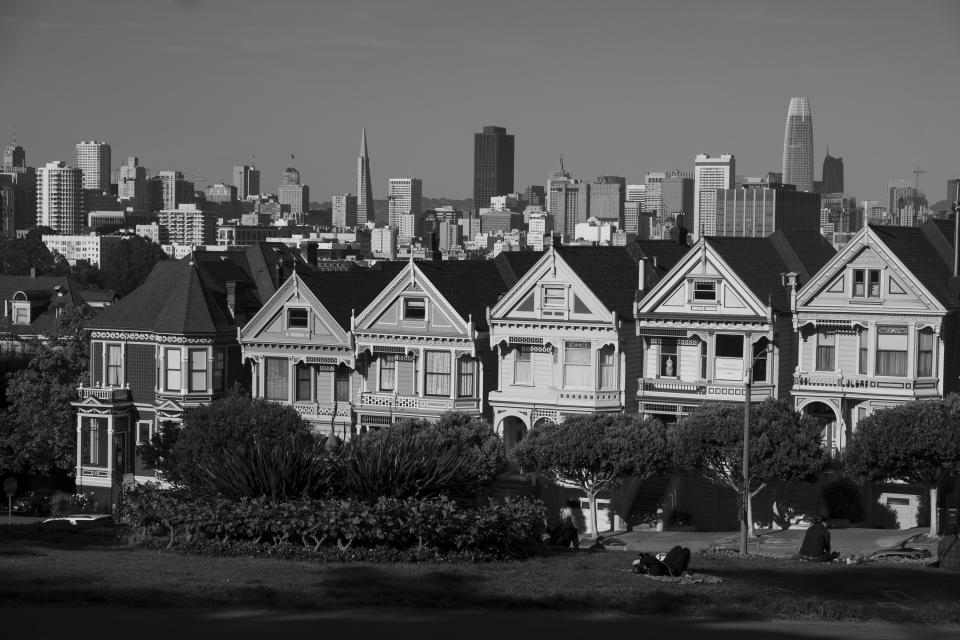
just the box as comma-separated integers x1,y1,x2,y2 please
40,514,116,531
10,489,56,516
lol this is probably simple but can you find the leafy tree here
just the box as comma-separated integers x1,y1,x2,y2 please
0,304,94,474
513,413,671,538
138,391,323,496
673,399,826,537
845,395,960,537
395,411,506,485
0,236,68,276
98,236,167,297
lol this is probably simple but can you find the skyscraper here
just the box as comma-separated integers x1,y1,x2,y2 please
75,141,111,191
387,177,423,239
36,161,83,233
233,165,260,200
473,126,514,211
714,183,821,237
356,127,375,226
821,151,844,194
693,154,735,239
278,167,309,221
545,155,573,214
3,142,25,170
159,171,193,210
589,176,625,223
332,193,357,228
119,157,148,211
888,179,915,224
781,97,814,192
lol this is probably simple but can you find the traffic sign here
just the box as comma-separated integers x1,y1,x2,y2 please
3,477,16,497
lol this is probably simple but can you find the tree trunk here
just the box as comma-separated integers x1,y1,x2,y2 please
747,483,767,538
930,485,939,539
588,491,600,539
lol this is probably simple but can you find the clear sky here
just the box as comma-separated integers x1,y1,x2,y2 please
2,0,958,206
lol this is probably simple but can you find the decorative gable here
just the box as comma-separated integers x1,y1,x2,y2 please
490,249,616,324
239,274,349,346
637,243,767,318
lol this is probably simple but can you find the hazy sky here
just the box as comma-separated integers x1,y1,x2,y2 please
2,0,958,205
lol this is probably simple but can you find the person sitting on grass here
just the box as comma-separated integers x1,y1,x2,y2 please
798,516,840,562
633,545,691,577
548,505,580,549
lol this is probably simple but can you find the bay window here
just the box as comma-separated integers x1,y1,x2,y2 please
514,349,532,385
106,344,122,386
164,347,182,390
815,331,835,371
917,330,935,377
295,363,312,401
265,357,288,400
599,346,616,389
379,355,396,391
81,417,108,467
563,341,591,388
714,334,744,381
188,348,207,392
458,357,476,397
659,338,678,377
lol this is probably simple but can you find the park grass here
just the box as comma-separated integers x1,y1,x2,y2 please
1,526,959,626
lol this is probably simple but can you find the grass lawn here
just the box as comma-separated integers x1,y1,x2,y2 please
1,525,959,625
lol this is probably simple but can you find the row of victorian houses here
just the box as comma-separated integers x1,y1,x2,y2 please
71,220,960,530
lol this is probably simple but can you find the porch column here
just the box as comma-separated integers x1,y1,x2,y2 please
867,322,876,376
796,328,804,373
287,357,295,402
106,416,115,484
907,323,917,379
418,347,425,397
449,349,456,400
157,347,165,392
75,415,84,490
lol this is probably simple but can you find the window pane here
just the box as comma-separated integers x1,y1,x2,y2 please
599,348,616,389
287,308,308,328
212,350,225,391
853,270,865,297
693,281,716,301
265,357,288,400
564,342,591,388
107,344,122,386
877,350,907,377
917,331,934,377
458,358,475,397
404,299,426,319
542,286,565,307
295,364,311,401
868,270,880,297
816,346,835,371
715,334,744,358
752,341,768,382
660,338,677,377
189,349,207,391
425,351,451,396
514,349,531,385
335,369,350,402
379,355,395,391
165,348,181,390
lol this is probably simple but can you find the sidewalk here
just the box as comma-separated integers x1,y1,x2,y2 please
595,526,935,558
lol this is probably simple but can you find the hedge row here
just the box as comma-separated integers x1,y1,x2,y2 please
120,488,547,561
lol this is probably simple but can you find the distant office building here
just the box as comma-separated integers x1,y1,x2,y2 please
693,154,735,239
83,190,123,216
41,234,123,266
479,210,523,234
159,171,194,210
158,203,216,245
524,184,544,208
821,193,860,233
233,165,261,200
206,183,237,204
545,155,574,214
3,142,25,170
332,193,357,228
370,226,398,259
662,171,694,225
527,211,553,251
862,201,887,225
888,179,916,224
821,152,844,194
781,97,814,192
714,184,821,237
574,218,617,245
626,184,646,203
489,195,520,212
436,220,460,252
75,141,111,191
278,167,309,220
549,180,589,236
387,177,422,230
643,173,665,215
473,126,514,211
590,176,625,223
356,127,376,226
459,215,481,242
36,161,83,234
118,157,148,211
624,201,642,234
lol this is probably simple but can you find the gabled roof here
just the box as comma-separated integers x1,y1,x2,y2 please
552,246,642,318
705,233,835,312
631,239,693,288
492,251,544,290
296,262,407,331
412,260,521,331
768,231,837,279
869,224,959,308
0,274,88,337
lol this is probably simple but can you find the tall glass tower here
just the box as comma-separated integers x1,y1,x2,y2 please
356,127,376,226
781,97,814,193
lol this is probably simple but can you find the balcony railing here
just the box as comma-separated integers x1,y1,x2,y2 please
642,381,707,394
76,386,132,403
638,378,775,401
359,392,479,413
793,372,939,392
292,402,352,418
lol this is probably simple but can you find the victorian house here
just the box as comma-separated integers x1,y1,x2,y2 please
0,272,100,354
487,242,689,447
792,221,960,451
71,244,303,507
634,231,835,422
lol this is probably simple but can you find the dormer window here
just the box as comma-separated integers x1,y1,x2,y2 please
852,269,880,298
287,307,309,329
542,285,566,309
404,298,426,320
692,280,717,302
12,302,30,325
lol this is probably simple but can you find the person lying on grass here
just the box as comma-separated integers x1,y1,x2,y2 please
632,545,691,577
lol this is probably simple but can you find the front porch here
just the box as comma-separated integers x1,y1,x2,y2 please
637,378,776,420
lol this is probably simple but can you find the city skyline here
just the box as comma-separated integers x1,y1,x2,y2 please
2,0,958,207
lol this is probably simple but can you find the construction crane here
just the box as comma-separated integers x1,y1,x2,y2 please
913,165,926,194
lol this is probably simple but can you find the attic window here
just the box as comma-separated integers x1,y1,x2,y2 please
287,308,309,329
542,285,565,308
12,302,30,325
404,298,426,320
693,280,717,301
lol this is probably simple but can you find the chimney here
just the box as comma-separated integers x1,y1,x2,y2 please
638,257,647,292
226,281,237,321
275,260,283,288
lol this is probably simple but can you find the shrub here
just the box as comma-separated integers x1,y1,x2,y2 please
821,479,864,522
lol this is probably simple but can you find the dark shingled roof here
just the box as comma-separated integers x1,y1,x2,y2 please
0,275,87,338
706,233,835,313
414,260,521,331
553,246,642,318
297,262,407,331
631,240,694,289
870,224,960,308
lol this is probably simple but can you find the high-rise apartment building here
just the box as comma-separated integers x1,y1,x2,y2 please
158,204,216,246
693,154,735,239
332,193,357,228
159,171,193,210
356,127,375,226
36,161,83,234
821,152,844,194
3,143,25,170
387,177,423,230
589,176,625,223
233,165,260,200
713,184,821,237
278,167,309,220
888,179,915,223
781,97,814,192
118,157,148,211
75,141,111,191
473,126,514,211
